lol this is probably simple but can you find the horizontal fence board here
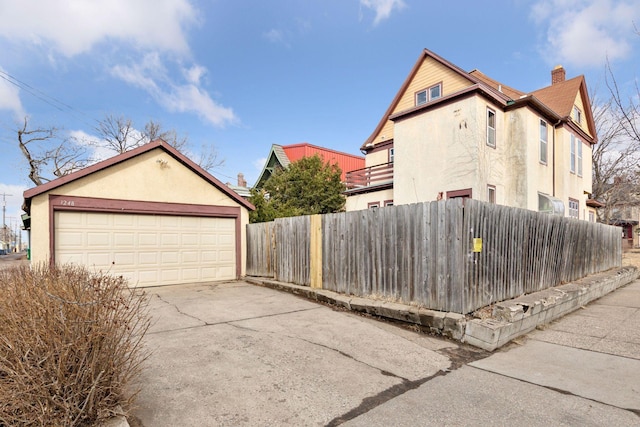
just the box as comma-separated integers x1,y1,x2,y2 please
247,199,622,314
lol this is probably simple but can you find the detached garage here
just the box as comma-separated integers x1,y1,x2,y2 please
23,140,254,287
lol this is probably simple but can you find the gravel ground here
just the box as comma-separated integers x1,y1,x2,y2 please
0,255,29,270
622,249,640,269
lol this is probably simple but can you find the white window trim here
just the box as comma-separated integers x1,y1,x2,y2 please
415,83,442,106
570,134,576,174
577,139,583,177
487,185,496,204
487,108,496,148
540,119,548,165
568,198,579,219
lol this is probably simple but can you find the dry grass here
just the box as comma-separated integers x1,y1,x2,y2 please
0,264,150,426
622,249,640,270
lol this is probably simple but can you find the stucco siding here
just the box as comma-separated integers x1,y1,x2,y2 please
394,97,507,205
369,57,474,150
345,188,394,211
365,147,392,167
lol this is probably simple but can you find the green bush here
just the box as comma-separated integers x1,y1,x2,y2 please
0,264,150,426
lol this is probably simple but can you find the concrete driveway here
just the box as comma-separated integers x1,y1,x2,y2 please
130,279,640,426
129,281,459,426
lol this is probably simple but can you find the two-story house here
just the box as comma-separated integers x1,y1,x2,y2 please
345,48,598,221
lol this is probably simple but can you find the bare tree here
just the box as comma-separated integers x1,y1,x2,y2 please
591,62,640,223
17,117,88,186
96,114,147,154
18,115,224,186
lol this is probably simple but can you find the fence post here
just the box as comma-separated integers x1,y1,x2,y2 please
310,214,323,289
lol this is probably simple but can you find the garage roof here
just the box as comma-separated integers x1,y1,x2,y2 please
23,139,255,213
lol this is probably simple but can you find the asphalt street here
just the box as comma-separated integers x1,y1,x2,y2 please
130,278,640,426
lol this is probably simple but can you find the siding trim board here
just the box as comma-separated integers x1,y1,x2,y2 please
47,194,242,278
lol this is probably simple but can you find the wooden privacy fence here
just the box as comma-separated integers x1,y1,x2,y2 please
246,199,622,314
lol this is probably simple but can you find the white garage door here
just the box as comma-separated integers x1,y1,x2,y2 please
55,211,236,287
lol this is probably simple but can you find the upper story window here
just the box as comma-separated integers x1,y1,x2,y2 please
416,83,442,106
573,106,582,124
540,120,548,164
570,134,576,173
389,147,394,163
577,139,583,176
487,108,496,148
568,198,579,219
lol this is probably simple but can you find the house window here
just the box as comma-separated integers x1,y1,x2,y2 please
589,211,595,222
415,83,442,106
487,185,496,204
573,106,582,124
429,84,441,101
568,198,579,219
577,139,583,176
487,108,496,148
539,120,548,164
368,202,380,209
570,134,576,174
389,147,394,163
384,200,394,207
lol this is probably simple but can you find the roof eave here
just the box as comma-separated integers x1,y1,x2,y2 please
23,139,255,212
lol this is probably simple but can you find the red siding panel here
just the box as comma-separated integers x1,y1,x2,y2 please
282,143,365,181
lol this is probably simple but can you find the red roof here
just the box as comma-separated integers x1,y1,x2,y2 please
282,143,365,181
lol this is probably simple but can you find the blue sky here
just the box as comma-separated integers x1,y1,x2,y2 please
0,0,639,231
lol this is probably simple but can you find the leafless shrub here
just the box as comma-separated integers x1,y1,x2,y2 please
0,264,150,426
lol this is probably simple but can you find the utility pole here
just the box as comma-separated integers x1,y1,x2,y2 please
1,193,12,252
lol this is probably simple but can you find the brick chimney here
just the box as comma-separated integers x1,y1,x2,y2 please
551,65,566,85
237,172,247,187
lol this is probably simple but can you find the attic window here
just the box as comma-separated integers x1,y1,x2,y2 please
573,106,582,124
416,83,442,106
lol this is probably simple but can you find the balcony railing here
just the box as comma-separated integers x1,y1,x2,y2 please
345,162,393,190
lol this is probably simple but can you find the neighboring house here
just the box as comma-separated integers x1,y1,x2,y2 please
254,143,365,188
22,139,254,287
608,205,640,249
345,48,597,221
226,172,251,200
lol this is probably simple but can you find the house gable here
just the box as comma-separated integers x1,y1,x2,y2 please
254,144,291,189
530,75,596,143
363,49,512,151
24,139,254,212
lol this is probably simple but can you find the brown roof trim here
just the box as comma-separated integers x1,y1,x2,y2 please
364,139,393,154
23,139,255,211
586,198,605,208
343,182,393,196
389,84,508,122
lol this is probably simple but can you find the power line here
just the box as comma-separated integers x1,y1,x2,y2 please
0,69,100,131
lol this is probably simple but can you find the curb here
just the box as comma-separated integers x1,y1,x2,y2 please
464,266,639,350
245,266,639,351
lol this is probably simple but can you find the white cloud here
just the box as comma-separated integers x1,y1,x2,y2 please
0,68,25,118
253,157,267,171
531,0,639,68
0,0,198,57
111,53,237,127
68,129,116,163
360,0,406,25
264,29,286,44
